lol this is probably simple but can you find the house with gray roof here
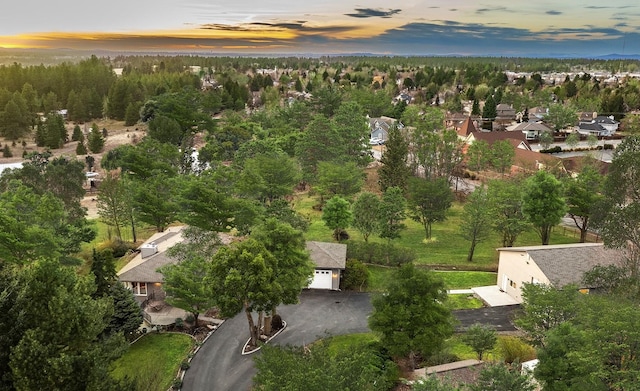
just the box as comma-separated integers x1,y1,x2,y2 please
117,226,190,325
117,227,346,326
369,116,403,143
578,115,619,136
496,243,625,303
305,241,346,290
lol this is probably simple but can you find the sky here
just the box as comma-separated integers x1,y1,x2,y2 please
1,0,639,57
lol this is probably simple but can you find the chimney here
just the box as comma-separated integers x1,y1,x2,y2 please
140,242,158,258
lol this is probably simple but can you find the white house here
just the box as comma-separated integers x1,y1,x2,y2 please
496,243,624,303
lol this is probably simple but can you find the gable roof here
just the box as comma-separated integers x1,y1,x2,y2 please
118,226,187,283
498,243,625,288
306,241,347,269
470,130,527,146
511,121,553,133
456,117,477,138
514,150,563,173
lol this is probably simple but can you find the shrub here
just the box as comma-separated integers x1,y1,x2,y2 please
422,352,460,367
171,378,182,390
75,141,87,155
498,336,536,364
180,360,190,370
342,259,369,291
175,318,184,329
184,313,195,325
346,241,416,267
71,125,83,141
271,314,283,331
462,323,497,360
2,144,13,158
540,146,562,154
99,238,136,258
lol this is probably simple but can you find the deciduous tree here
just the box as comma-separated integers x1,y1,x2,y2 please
159,256,215,327
207,239,278,348
322,196,353,241
459,186,492,262
564,165,603,243
369,264,454,369
351,192,381,242
522,170,566,245
407,177,453,240
487,178,529,247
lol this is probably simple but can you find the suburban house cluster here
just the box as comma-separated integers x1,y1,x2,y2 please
117,226,346,326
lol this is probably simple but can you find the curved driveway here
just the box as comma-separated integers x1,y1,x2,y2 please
182,290,519,390
182,290,373,391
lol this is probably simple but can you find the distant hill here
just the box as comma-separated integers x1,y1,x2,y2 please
594,54,640,60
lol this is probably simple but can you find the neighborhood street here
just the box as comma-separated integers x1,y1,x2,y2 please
181,290,519,391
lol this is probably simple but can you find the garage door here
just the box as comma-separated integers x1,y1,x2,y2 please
309,269,332,289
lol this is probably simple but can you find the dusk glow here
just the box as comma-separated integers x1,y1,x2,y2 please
1,0,639,56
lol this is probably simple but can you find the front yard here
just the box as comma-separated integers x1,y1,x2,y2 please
111,333,195,391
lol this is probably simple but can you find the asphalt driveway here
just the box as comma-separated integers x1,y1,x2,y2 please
453,304,520,332
181,290,373,391
181,291,519,391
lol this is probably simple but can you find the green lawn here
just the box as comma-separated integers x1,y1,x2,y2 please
444,335,515,362
445,294,484,310
368,265,496,292
111,333,195,391
435,271,497,289
295,194,580,271
325,333,379,356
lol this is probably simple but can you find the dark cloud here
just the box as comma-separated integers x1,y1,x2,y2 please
585,5,636,9
546,10,562,15
476,6,508,14
199,21,354,35
344,8,401,18
340,21,640,57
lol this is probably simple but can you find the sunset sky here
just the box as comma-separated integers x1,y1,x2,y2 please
1,0,639,56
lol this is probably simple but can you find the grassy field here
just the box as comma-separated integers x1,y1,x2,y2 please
295,193,580,271
111,333,194,391
368,265,497,292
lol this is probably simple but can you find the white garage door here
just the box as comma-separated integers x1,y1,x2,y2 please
309,269,332,289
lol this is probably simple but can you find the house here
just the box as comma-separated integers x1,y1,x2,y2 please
527,107,548,122
496,243,625,303
455,116,479,142
117,226,190,325
496,103,516,120
510,121,553,141
306,241,346,290
369,116,403,143
578,115,619,137
494,103,516,130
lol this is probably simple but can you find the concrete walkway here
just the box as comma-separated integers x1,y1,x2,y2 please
471,285,520,307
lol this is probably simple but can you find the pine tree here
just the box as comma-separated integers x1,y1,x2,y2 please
88,123,105,153
378,125,410,192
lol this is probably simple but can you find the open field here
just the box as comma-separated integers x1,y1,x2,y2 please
295,193,581,272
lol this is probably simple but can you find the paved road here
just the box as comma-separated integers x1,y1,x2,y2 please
182,291,519,391
181,290,373,391
453,304,520,332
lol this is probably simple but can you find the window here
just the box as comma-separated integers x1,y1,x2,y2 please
131,282,147,296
